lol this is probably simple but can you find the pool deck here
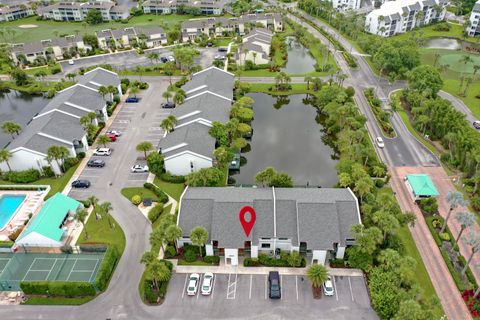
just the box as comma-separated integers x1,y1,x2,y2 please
0,190,48,242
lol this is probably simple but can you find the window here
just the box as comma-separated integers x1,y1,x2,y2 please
278,238,288,240
261,237,271,240
261,243,270,248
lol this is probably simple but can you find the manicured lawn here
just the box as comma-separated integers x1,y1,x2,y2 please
0,15,196,43
153,177,185,202
245,82,314,95
24,64,62,76
152,204,172,230
177,259,213,266
22,296,95,305
76,208,126,255
0,163,79,199
393,22,477,42
121,187,159,202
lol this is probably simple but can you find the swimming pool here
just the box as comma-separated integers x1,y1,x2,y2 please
0,195,26,230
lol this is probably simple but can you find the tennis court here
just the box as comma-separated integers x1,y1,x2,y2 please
0,252,104,291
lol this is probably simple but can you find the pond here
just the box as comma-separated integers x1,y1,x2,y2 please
422,38,462,50
281,36,317,74
0,90,48,148
232,93,338,187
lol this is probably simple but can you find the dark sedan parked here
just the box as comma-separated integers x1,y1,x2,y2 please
87,159,105,168
161,102,175,108
71,180,91,188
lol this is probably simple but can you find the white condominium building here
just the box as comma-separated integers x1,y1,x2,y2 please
365,0,448,37
331,0,362,10
467,0,480,37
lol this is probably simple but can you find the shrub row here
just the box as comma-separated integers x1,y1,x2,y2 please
143,183,169,204
164,245,176,259
364,88,395,137
440,249,469,292
159,172,185,184
95,245,120,291
203,256,220,265
147,203,164,223
20,281,96,297
0,241,14,248
3,169,40,183
244,253,306,267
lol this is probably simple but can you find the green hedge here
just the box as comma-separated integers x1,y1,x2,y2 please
159,172,186,184
20,281,96,297
203,256,220,264
95,245,120,291
4,169,40,183
0,241,14,248
147,203,164,223
458,255,478,289
440,249,469,292
143,183,169,204
426,217,442,246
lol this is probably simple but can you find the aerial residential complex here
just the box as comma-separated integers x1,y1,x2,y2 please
158,67,234,175
37,1,130,21
0,68,121,175
365,0,448,36
238,28,273,65
0,4,34,22
467,0,480,37
143,0,229,15
177,187,361,266
330,0,362,10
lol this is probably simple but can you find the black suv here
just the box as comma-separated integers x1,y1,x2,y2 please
268,271,281,299
161,102,175,109
71,180,91,188
87,159,105,168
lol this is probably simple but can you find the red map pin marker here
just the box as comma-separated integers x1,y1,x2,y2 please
239,206,256,237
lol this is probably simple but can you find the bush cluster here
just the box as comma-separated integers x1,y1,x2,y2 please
20,281,96,297
418,198,438,215
164,245,176,259
131,195,142,205
143,183,169,204
160,172,185,183
95,245,120,291
147,203,164,223
203,256,220,264
4,169,40,183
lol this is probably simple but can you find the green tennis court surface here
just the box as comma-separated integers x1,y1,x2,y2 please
0,252,104,291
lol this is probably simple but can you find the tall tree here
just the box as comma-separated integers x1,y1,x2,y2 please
99,201,113,229
136,141,153,159
441,191,467,233
46,145,70,173
75,208,89,239
97,135,111,148
306,264,329,288
0,149,12,172
462,230,480,275
455,211,476,247
1,121,21,139
190,226,209,256
164,224,182,250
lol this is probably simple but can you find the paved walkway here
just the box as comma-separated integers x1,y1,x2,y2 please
390,166,471,320
172,260,363,277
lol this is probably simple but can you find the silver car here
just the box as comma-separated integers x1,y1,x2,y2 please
201,272,214,295
187,273,200,296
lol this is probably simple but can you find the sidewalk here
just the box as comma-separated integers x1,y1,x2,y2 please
171,259,363,277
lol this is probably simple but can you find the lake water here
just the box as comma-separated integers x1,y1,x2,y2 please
423,38,461,50
281,36,317,74
0,90,48,148
232,93,338,187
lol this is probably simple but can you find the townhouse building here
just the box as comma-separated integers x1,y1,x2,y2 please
96,27,167,49
467,0,480,37
0,4,34,22
37,1,129,21
239,28,273,65
365,0,448,37
143,0,228,15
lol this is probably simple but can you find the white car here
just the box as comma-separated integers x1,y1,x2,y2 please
93,148,111,156
201,272,214,295
130,164,149,173
68,59,74,65
323,276,334,296
187,273,200,296
168,55,175,62
214,55,225,60
376,137,385,148
106,130,121,137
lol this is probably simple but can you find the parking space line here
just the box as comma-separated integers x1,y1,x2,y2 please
264,275,267,299
211,274,215,299
197,273,202,300
333,276,338,301
249,274,252,299
280,275,282,300
295,276,298,300
348,277,354,302
182,274,188,299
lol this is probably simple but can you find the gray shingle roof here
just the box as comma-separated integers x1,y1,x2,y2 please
173,91,231,126
158,121,215,159
78,67,120,90
178,187,360,250
182,67,234,100
474,1,480,12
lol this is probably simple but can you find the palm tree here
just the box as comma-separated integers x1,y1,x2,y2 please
140,250,157,268
75,208,89,239
147,52,159,65
130,86,140,98
99,201,113,229
441,191,467,233
160,115,178,133
252,51,257,65
136,141,153,159
66,72,76,82
98,86,109,101
164,224,182,250
454,211,476,248
1,121,21,139
462,230,480,275
0,149,12,172
190,226,209,256
87,195,99,210
97,135,111,148
306,264,329,290
162,90,173,103
107,85,117,99
148,260,171,291
173,91,185,105
304,76,313,90
47,145,70,173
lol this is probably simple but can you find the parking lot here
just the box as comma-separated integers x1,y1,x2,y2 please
69,81,171,199
163,273,378,320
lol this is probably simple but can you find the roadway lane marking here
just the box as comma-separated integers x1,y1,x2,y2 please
197,273,203,300
264,275,267,299
249,274,252,299
333,276,338,301
295,276,298,301
182,274,188,299
348,277,354,302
